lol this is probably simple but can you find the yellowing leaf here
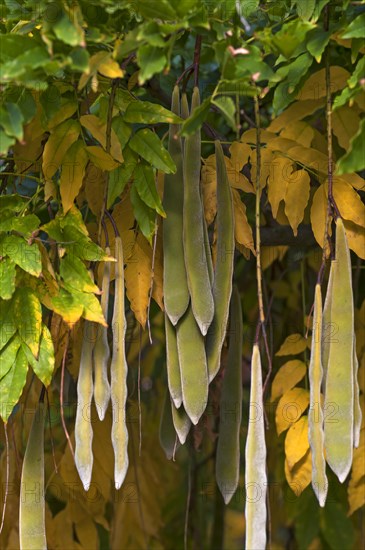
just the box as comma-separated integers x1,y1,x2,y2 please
84,163,106,217
201,165,217,225
268,156,294,218
80,114,123,162
250,148,274,192
85,146,120,171
13,287,42,358
343,220,365,260
232,189,254,253
287,145,328,175
240,128,276,145
60,140,88,213
348,427,365,515
261,246,288,270
276,334,307,356
276,388,310,435
229,141,251,171
284,169,311,235
297,67,350,101
47,99,78,131
310,184,332,250
285,449,312,495
98,57,124,79
337,173,365,192
332,177,365,228
285,416,310,470
271,360,307,402
332,106,360,150
42,119,80,180
268,99,325,133
280,121,314,147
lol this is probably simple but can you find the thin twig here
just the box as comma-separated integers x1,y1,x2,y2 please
0,423,10,534
60,331,75,461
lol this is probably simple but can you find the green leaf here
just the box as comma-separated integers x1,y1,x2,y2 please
129,129,176,174
320,501,355,550
0,195,26,213
130,184,156,242
0,335,21,380
0,128,15,155
273,54,313,112
60,140,89,213
341,14,365,39
180,96,211,137
123,101,183,124
0,346,28,422
42,119,80,180
212,96,236,130
22,325,55,387
271,20,314,59
0,46,49,81
133,162,166,217
0,214,40,236
306,29,330,62
13,287,42,358
111,117,132,149
137,45,166,84
136,0,177,19
0,258,16,300
60,255,100,293
51,288,84,324
108,147,137,208
54,13,85,46
0,300,16,352
336,118,365,175
0,102,24,140
295,0,316,20
0,235,42,276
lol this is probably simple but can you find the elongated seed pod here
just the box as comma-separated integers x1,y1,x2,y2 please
93,249,111,420
216,285,243,504
163,85,190,325
171,400,191,445
20,401,46,550
110,236,129,489
159,389,180,460
353,335,362,448
165,313,182,408
75,320,94,491
181,92,189,152
308,284,328,507
206,141,235,382
202,195,214,286
183,87,214,335
321,261,334,392
245,344,267,550
176,305,208,424
324,218,354,483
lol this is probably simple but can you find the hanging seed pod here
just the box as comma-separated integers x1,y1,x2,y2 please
206,140,235,382
171,400,191,445
308,284,328,507
159,389,180,460
110,235,129,489
321,260,334,392
353,335,362,449
245,344,267,550
165,313,182,409
324,218,354,483
216,285,242,504
19,399,47,550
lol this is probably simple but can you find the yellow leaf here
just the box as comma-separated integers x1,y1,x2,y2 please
85,146,120,171
284,169,311,236
347,479,365,516
285,449,312,495
310,184,332,250
271,360,307,402
267,136,299,152
47,99,78,131
280,121,314,147
343,220,365,260
13,119,44,174
287,145,328,176
84,163,106,217
232,189,255,253
201,165,217,225
267,156,294,218
337,173,365,191
348,427,365,515
332,177,365,228
240,128,276,145
276,388,310,435
332,106,360,150
285,416,309,470
98,57,124,79
261,245,288,270
80,114,123,162
276,334,307,356
42,119,80,180
268,99,325,133
229,141,251,171
250,148,274,192
78,51,121,90
297,67,350,101
60,141,88,213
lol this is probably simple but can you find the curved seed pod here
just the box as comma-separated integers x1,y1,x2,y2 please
163,85,190,325
308,284,328,507
171,400,191,445
353,335,362,448
20,401,46,550
206,140,235,382
93,248,111,420
110,236,129,489
216,285,243,504
245,344,267,550
321,261,334,392
165,313,182,408
183,87,214,335
75,320,95,491
159,389,180,460
324,218,354,483
176,305,208,425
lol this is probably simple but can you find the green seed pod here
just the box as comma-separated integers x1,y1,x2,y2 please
321,261,334,392
93,249,111,420
206,140,235,382
163,85,190,325
20,401,46,550
171,400,191,445
110,236,129,489
245,344,267,550
308,284,328,507
75,320,95,491
183,87,214,335
324,218,354,483
176,305,208,425
165,313,182,408
159,389,180,460
216,285,242,504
